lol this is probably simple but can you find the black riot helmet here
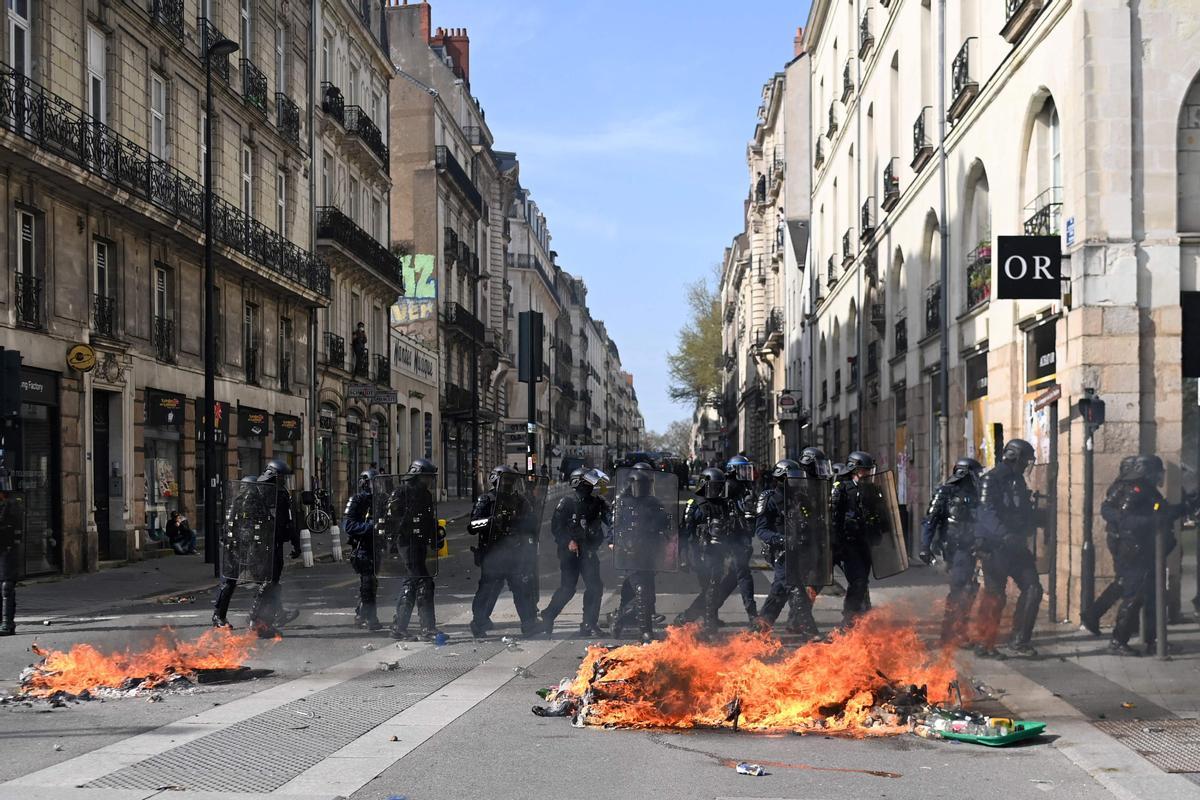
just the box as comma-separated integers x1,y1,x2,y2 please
950,458,983,482
627,469,653,499
799,447,832,479
568,467,591,494
260,458,293,485
771,459,802,483
1117,455,1138,481
631,462,654,471
725,454,755,484
846,451,876,478
404,458,438,493
489,465,523,497
1001,439,1036,472
697,467,727,500
358,468,379,495
1130,455,1165,485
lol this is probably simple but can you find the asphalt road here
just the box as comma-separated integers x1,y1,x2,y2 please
0,505,1180,800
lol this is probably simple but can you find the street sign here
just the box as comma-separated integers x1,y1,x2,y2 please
1065,216,1076,247
347,383,375,399
1032,385,1061,412
66,343,97,373
996,236,1062,300
346,384,398,405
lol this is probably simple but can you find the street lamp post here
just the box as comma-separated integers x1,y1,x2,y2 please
203,35,239,577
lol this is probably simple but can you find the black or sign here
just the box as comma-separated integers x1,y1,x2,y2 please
518,311,544,384
238,406,268,438
996,236,1062,300
274,413,301,442
194,398,230,443
146,389,184,429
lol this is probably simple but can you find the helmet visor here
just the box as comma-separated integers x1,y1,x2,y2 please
495,473,523,496
410,473,437,494
731,463,755,483
703,479,725,499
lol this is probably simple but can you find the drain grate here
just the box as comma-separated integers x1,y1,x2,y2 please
86,642,504,792
1095,719,1200,773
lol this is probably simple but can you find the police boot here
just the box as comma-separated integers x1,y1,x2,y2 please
1084,582,1122,635
785,589,820,641
212,580,235,628
0,581,15,635
249,585,281,639
391,584,417,639
359,603,383,632
415,581,441,640
1110,600,1140,650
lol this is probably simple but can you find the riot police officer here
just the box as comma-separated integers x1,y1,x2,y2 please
754,459,820,639
920,457,983,645
609,466,672,642
469,466,540,637
830,451,882,626
681,468,745,634
343,468,381,630
247,459,303,637
1100,455,1184,655
386,458,443,640
799,446,833,479
0,486,23,636
212,475,265,629
1081,456,1138,637
541,468,611,636
974,439,1042,658
723,455,759,626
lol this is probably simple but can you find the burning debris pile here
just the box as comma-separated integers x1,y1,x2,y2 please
534,611,959,736
13,627,262,702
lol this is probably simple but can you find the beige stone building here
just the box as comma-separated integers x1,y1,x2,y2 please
802,0,1200,621
0,0,326,574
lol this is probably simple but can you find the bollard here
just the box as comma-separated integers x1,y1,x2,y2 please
330,524,344,562
299,527,314,568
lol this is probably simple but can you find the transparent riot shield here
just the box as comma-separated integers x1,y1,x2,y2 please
0,489,23,560
859,470,909,579
612,467,680,572
220,480,276,583
784,477,834,587
525,474,551,527
475,476,544,555
372,474,440,578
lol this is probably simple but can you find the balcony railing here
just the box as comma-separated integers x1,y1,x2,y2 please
870,301,887,332
827,103,839,138
866,340,879,376
842,229,853,266
198,18,231,83
344,105,388,164
1002,0,1046,43
463,125,483,146
826,255,837,288
913,106,934,171
280,353,292,393
15,273,42,328
833,369,842,398
882,158,900,211
245,345,259,385
815,137,825,168
153,315,175,362
93,293,116,337
374,354,390,387
152,0,185,40
240,59,268,116
966,240,993,309
0,66,329,296
443,300,485,342
315,206,403,287
443,382,473,415
864,245,878,281
434,145,483,213
324,332,345,370
860,11,874,57
848,357,859,388
275,93,300,146
894,316,908,354
352,344,370,378
948,38,979,122
1024,187,1063,235
841,62,854,102
820,380,828,407
861,197,876,241
320,82,345,126
925,284,942,336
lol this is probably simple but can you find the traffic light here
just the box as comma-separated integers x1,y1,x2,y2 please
1077,389,1105,428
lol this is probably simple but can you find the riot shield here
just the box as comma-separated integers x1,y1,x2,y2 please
612,467,680,572
0,489,23,556
476,476,545,555
784,477,834,587
372,474,440,577
525,474,550,527
859,470,909,579
220,480,276,583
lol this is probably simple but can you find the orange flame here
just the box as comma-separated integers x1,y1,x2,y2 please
22,628,263,697
572,609,958,735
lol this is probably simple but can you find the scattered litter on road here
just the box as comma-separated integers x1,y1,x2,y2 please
294,710,317,719
434,632,448,646
1143,726,1166,733
1121,702,1136,709
1031,779,1053,784
445,652,460,657
396,643,409,650
147,694,163,703
52,744,62,751
42,620,51,626
378,661,399,671
362,643,376,651
388,735,398,742
513,666,534,679
156,595,196,605
735,762,765,776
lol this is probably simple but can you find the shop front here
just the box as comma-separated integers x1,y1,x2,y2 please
2,368,62,577
144,388,184,543
237,405,268,478
273,412,302,472
317,404,336,493
195,398,230,541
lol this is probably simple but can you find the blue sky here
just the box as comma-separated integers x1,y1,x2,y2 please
429,0,810,433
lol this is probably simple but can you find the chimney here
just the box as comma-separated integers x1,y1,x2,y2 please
794,26,805,57
429,24,470,84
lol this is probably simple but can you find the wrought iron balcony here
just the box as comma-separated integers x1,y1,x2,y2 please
240,59,268,116
351,343,370,378
93,293,116,337
344,105,388,164
833,369,842,398
925,284,942,335
374,353,390,387
815,137,825,168
1002,0,1046,44
912,106,934,171
842,229,853,266
275,93,300,146
320,82,345,126
245,345,259,385
861,197,876,241
949,38,979,122
15,273,42,328
198,18,231,83
867,340,879,376
434,145,482,213
280,353,291,393
841,62,854,103
827,103,839,138
444,227,459,262
1023,187,1063,235
443,300,485,342
848,357,859,388
870,301,887,333
826,255,837,288
152,0,184,40
894,315,908,354
0,66,329,296
463,125,484,146
323,332,345,369
315,206,403,287
153,315,175,362
966,240,993,309
882,158,900,211
443,382,474,415
864,245,878,281
820,380,828,408
860,11,874,57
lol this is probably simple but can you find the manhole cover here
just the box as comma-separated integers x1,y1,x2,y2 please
1095,719,1200,773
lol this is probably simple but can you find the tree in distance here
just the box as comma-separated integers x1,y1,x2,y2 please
666,266,721,404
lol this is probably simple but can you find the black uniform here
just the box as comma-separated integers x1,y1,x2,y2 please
1082,459,1137,635
726,481,759,623
610,489,670,638
681,495,744,631
342,488,378,628
754,487,818,637
974,461,1042,652
921,474,981,644
541,489,610,632
469,490,540,636
384,480,440,636
830,473,876,625
0,490,23,635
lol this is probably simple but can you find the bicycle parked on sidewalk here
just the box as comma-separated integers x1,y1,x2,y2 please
302,488,333,534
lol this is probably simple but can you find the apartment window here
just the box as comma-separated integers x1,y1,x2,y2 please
15,209,35,276
279,316,292,390
154,265,170,319
321,151,331,205
274,22,285,93
241,144,253,214
370,91,382,139
275,168,286,233
349,175,359,222
1050,107,1061,189
240,0,252,58
150,73,166,159
321,32,331,85
243,302,258,349
370,195,382,242
94,239,109,296
199,111,207,181
349,64,358,105
87,24,106,124
8,0,30,75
